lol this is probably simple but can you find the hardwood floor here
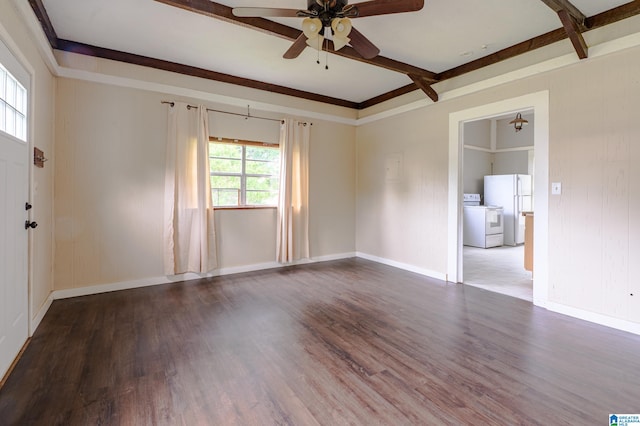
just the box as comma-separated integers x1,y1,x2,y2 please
1,258,639,425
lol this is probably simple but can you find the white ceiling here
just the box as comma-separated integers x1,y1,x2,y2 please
40,0,633,104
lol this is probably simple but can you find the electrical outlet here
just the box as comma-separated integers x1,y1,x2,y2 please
551,182,562,195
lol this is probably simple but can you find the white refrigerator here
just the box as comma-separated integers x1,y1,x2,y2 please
483,174,532,246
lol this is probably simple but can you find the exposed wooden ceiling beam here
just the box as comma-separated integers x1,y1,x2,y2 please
27,0,58,48
538,0,588,59
357,84,416,109
538,0,587,29
439,2,640,82
408,75,438,103
587,0,640,28
28,0,640,109
557,9,588,59
153,0,438,83
55,39,360,109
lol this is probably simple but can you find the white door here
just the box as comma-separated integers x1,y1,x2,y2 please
0,129,29,379
0,41,30,380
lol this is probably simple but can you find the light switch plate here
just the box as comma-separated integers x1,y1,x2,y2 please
551,182,562,195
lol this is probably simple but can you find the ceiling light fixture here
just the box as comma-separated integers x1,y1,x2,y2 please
302,18,324,48
509,112,529,132
331,18,352,50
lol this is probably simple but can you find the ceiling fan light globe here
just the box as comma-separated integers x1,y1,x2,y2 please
305,35,325,50
333,35,350,50
302,18,323,39
331,17,352,37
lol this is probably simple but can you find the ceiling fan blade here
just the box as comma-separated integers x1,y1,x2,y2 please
348,27,380,59
232,7,301,18
283,33,308,59
351,0,424,18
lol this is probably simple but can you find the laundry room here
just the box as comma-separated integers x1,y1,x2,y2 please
462,112,535,301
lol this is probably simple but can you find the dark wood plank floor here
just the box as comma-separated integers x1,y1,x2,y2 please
2,258,640,425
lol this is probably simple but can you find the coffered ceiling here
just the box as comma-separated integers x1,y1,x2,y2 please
28,0,640,108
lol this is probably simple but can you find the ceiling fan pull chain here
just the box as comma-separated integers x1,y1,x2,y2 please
325,42,329,70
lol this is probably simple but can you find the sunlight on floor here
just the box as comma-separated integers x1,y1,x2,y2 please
463,245,533,301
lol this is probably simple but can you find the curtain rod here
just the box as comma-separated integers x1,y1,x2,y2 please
161,101,288,124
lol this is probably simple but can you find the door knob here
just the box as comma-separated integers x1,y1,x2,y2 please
25,221,38,229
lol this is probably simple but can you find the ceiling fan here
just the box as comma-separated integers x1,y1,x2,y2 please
232,0,425,60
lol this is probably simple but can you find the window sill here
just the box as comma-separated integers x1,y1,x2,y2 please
214,206,277,210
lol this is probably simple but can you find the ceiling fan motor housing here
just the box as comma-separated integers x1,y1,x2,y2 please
307,0,351,27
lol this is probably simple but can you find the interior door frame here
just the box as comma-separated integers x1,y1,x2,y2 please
447,91,550,307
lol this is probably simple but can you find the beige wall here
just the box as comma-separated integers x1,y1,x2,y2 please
54,78,355,290
356,106,449,272
1,2,56,325
5,0,640,331
356,44,640,325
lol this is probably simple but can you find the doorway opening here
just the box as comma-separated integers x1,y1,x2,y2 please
461,112,534,301
447,92,550,308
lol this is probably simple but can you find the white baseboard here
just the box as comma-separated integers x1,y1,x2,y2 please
30,294,53,336
44,252,640,337
546,301,640,336
355,252,448,282
51,252,357,301
52,275,180,300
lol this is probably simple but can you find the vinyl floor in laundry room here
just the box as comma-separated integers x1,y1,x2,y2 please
463,245,533,301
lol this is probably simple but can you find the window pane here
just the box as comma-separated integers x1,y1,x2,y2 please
211,175,240,189
209,141,280,207
246,176,278,191
246,190,278,206
245,159,279,175
213,189,240,207
210,143,242,173
0,65,27,141
5,106,15,135
246,146,279,175
16,85,26,114
210,143,241,159
211,175,240,207
0,69,5,100
246,175,279,205
0,101,5,133
15,113,25,140
246,145,279,161
5,77,15,107
210,157,242,174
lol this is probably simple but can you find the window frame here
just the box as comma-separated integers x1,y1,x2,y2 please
209,136,280,208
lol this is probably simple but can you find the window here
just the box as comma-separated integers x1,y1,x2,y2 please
0,63,27,141
209,137,280,207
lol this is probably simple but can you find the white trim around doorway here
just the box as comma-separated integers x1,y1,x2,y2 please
447,91,549,308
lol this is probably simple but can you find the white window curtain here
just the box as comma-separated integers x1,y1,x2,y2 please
164,102,217,275
276,118,310,263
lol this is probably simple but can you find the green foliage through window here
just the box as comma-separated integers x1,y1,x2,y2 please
209,141,280,207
